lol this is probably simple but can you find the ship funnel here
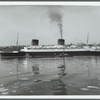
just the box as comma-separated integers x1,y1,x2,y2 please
31,39,39,45
58,39,65,45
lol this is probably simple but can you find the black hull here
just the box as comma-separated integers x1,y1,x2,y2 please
1,51,100,58
26,51,100,57
0,52,26,58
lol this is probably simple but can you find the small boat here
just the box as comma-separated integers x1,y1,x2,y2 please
1,51,26,58
0,33,26,58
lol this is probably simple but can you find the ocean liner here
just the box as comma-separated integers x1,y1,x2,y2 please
20,38,100,57
1,30,100,58
20,30,100,57
1,37,100,58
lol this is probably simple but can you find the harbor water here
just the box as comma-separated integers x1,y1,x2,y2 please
0,56,100,95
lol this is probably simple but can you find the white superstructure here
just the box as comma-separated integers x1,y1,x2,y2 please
20,45,98,52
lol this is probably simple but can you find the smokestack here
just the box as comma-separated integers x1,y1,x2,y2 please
31,39,39,46
58,39,65,45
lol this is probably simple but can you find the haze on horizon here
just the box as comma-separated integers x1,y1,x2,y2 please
0,5,100,46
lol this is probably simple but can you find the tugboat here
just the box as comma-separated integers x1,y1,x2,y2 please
0,33,26,58
1,51,26,58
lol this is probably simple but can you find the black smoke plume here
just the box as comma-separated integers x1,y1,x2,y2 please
49,9,63,39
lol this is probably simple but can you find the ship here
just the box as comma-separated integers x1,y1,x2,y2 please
19,31,100,57
0,33,26,58
1,38,100,58
1,31,100,58
20,38,100,57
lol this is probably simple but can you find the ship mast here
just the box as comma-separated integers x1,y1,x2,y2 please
16,32,19,46
86,32,89,46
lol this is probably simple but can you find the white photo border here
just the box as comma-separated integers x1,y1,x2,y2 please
0,1,100,99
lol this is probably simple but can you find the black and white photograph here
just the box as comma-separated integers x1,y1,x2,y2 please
0,2,100,96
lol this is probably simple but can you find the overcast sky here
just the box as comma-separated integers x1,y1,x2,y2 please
0,5,100,46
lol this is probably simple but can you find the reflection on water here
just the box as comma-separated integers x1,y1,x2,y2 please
1,56,100,94
32,64,39,75
52,79,67,95
57,57,67,78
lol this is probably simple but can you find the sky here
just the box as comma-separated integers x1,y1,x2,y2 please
0,5,100,46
